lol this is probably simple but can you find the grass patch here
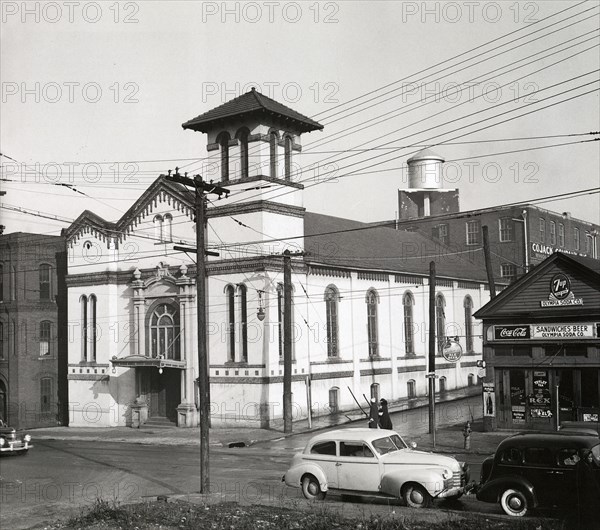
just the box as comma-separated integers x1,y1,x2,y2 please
48,498,562,530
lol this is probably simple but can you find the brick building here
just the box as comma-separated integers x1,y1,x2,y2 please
397,150,599,283
0,233,68,428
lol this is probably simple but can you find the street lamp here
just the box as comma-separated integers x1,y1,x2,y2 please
256,290,265,321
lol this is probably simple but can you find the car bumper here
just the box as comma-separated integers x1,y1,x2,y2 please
436,485,464,498
0,442,32,453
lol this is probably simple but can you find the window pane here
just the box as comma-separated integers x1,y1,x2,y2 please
311,441,336,455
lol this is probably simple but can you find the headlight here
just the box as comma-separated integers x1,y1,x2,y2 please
24,435,31,442
442,468,452,480
0,438,5,447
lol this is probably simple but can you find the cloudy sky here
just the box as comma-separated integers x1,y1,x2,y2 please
2,0,599,235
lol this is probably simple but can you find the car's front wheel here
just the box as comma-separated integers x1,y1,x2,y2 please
301,474,326,501
403,483,432,508
500,488,528,517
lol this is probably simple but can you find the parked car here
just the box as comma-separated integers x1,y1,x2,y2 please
283,428,469,508
476,432,600,517
0,420,33,455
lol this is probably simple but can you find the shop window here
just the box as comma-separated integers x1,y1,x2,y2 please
499,217,513,242
581,369,599,408
496,345,531,357
407,379,416,399
545,343,587,357
466,220,481,246
329,387,339,414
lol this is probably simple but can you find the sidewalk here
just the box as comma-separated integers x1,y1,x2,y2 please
27,387,509,456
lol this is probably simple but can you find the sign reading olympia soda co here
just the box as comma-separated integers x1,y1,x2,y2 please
493,323,597,340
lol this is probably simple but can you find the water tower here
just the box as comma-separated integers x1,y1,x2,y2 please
398,148,459,220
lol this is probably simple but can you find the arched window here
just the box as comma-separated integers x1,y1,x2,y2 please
226,285,235,362
153,214,164,241
284,135,293,180
39,264,51,300
236,128,250,179
366,289,379,357
407,379,416,399
324,285,339,357
80,295,88,361
149,303,180,360
89,295,97,362
217,132,231,182
238,284,248,363
329,387,340,414
435,293,446,355
163,214,172,242
464,296,474,353
40,321,51,356
370,382,380,401
269,130,279,178
439,376,447,393
403,291,415,355
0,263,3,302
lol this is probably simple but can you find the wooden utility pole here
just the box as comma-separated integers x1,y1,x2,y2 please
164,169,229,494
428,261,436,447
283,250,293,433
482,225,496,299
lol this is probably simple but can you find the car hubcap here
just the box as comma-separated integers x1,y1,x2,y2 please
307,482,318,496
508,496,522,511
411,490,424,504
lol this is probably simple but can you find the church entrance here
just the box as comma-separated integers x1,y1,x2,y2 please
140,368,180,423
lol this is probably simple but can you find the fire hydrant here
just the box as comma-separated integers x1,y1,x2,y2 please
463,421,472,450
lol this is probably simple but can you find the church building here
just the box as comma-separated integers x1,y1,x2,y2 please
65,90,497,428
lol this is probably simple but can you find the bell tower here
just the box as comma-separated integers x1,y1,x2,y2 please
182,88,323,258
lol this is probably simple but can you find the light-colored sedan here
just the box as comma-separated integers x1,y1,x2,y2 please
283,428,469,508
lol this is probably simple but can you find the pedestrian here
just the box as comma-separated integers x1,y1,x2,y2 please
379,398,393,430
573,449,600,528
368,398,379,428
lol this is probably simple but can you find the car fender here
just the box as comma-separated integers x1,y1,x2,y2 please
380,468,445,497
284,462,330,491
476,476,537,506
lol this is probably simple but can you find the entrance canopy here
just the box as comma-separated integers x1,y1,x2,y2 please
110,355,186,369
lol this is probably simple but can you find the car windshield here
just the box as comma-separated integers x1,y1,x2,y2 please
372,434,408,455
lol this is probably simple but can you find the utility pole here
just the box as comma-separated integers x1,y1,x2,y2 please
427,261,436,448
164,169,229,494
283,250,293,433
482,225,496,299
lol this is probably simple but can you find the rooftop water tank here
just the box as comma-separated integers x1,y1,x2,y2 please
407,148,445,189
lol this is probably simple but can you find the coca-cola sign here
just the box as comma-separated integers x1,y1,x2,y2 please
494,326,531,340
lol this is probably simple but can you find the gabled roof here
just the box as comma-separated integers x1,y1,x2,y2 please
303,212,495,283
182,88,324,133
64,176,194,243
474,252,600,319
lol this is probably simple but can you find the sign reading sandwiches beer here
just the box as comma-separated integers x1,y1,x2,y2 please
493,323,597,340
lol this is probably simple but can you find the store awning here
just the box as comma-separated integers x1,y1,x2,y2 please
110,355,186,369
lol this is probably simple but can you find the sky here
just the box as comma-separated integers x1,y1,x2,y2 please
1,0,599,236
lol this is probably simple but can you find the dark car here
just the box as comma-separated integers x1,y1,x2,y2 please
0,420,33,455
477,433,600,517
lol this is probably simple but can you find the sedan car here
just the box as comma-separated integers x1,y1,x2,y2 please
476,432,600,517
0,420,33,455
283,428,469,508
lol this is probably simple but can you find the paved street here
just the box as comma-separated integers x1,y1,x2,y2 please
0,395,528,529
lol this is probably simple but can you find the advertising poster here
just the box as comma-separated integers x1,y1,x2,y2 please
483,382,495,417
529,371,552,419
